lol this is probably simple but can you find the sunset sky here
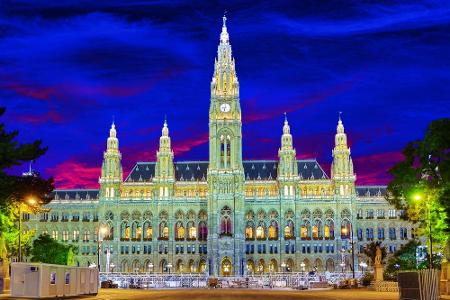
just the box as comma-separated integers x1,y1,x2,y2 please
1,1,449,188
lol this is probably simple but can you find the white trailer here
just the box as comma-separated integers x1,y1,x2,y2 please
11,262,98,298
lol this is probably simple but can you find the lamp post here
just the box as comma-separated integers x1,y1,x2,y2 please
18,197,37,262
359,262,367,274
413,193,433,269
300,262,305,276
97,225,107,272
148,262,154,274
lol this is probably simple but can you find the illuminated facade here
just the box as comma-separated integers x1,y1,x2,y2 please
25,17,413,276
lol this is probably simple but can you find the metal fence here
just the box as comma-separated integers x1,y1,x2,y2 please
99,271,362,289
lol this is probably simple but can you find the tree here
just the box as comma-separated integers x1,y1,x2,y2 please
0,107,54,261
30,234,76,266
386,118,450,259
384,240,420,281
362,241,387,265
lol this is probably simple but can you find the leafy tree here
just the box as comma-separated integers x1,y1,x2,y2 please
384,240,419,281
362,241,387,265
30,234,76,266
0,107,54,262
386,118,450,259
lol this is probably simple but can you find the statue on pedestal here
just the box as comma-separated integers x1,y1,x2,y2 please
374,246,384,282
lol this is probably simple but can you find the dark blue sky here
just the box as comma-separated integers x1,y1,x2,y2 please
1,1,449,188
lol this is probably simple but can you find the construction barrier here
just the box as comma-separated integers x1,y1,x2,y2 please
10,262,98,298
398,269,440,300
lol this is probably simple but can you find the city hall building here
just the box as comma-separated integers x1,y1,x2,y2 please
24,17,413,276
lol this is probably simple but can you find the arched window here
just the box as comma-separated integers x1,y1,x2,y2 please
256,221,266,240
220,134,231,168
301,220,311,240
131,222,141,240
187,221,196,240
245,221,254,240
121,222,130,240
220,206,232,236
324,219,335,239
312,219,322,239
268,220,278,240
159,221,169,240
143,221,152,240
284,220,294,239
341,219,351,239
175,221,185,240
198,221,208,241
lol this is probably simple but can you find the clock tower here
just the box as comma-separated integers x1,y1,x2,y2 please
207,15,245,276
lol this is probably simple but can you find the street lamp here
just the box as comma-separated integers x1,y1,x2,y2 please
148,262,154,274
18,197,37,262
359,262,367,273
300,262,305,276
413,193,433,269
97,225,108,272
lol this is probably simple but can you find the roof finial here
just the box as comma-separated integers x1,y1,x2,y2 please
223,11,227,27
284,112,287,122
164,114,167,125
112,115,115,126
338,111,342,122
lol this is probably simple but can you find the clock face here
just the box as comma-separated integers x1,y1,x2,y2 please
220,103,231,113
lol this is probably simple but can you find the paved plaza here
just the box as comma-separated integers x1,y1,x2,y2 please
0,288,400,300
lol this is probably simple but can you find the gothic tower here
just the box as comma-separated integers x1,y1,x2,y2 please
331,115,356,196
99,122,123,200
207,16,245,276
278,114,299,180
154,119,175,198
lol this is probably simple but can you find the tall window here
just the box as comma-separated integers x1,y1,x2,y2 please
187,221,197,239
143,222,152,240
159,221,169,239
284,220,294,239
312,220,322,239
256,221,266,240
301,220,310,240
245,221,255,240
324,219,334,239
268,220,278,240
340,219,351,239
198,221,208,241
175,221,185,240
220,134,231,168
220,206,232,236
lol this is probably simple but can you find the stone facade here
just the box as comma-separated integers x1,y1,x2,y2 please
23,17,413,276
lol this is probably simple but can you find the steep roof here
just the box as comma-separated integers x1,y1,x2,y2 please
355,186,387,197
124,159,329,182
52,189,99,201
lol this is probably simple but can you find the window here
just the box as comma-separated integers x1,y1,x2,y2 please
377,209,385,219
73,230,80,241
388,209,396,219
366,209,374,219
198,221,208,241
256,222,265,240
356,209,363,219
62,231,69,241
377,228,385,240
324,220,334,239
188,221,197,239
220,206,232,236
312,220,322,239
268,220,278,240
301,221,310,240
400,227,408,240
52,230,58,240
357,228,363,241
175,221,185,240
245,221,254,240
284,220,294,239
389,227,397,240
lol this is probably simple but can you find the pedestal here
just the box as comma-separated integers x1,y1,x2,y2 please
441,261,450,295
374,264,384,282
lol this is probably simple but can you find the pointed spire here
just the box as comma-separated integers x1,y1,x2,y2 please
162,117,169,137
109,120,117,138
283,112,290,135
220,13,229,44
337,112,344,134
211,14,239,97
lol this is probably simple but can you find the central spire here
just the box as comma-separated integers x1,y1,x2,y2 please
211,15,239,97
